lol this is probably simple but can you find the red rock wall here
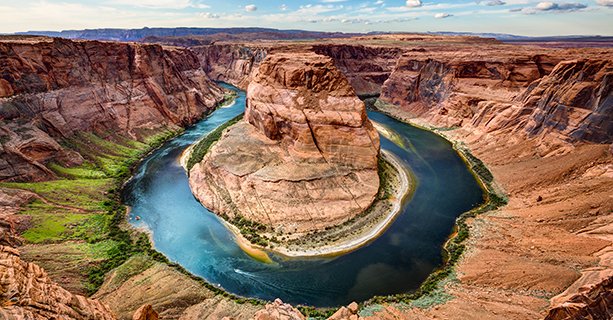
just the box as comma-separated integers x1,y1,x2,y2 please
379,51,612,144
0,38,225,182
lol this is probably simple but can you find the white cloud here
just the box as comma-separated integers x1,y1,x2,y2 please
245,4,257,12
280,4,288,11
434,12,452,18
596,0,613,6
374,0,385,5
406,0,422,8
480,0,506,5
520,1,588,13
199,12,219,18
321,0,348,2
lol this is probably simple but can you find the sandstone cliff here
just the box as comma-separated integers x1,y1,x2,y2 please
0,37,225,182
378,46,612,146
312,44,402,97
194,44,268,89
0,245,116,319
189,51,380,235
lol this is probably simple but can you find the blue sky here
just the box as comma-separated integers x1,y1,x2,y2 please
1,0,611,36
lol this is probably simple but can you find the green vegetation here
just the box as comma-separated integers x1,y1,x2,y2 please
231,215,270,247
19,200,93,243
0,178,112,211
221,91,238,106
186,113,243,171
48,162,107,179
1,127,182,294
297,306,336,319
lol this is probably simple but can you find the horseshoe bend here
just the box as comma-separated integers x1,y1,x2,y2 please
0,29,612,320
186,51,414,257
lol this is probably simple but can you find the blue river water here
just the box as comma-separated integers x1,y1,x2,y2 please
123,83,484,307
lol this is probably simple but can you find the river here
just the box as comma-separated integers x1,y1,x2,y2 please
122,83,484,307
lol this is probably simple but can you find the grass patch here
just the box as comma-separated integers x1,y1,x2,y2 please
186,113,243,171
19,200,91,243
0,178,113,211
48,162,108,179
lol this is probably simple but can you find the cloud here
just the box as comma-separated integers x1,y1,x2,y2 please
199,12,219,18
596,0,613,6
480,0,506,5
518,1,588,13
280,4,288,11
245,4,257,12
374,0,385,5
405,0,422,8
321,0,347,2
434,12,452,18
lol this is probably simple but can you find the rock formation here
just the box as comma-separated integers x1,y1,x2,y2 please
378,43,612,146
189,51,380,234
132,304,158,320
253,299,305,320
519,59,612,143
0,245,115,319
195,44,268,89
0,36,225,182
545,276,613,320
312,44,402,97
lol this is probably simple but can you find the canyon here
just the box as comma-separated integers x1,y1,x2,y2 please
0,33,611,320
188,51,382,239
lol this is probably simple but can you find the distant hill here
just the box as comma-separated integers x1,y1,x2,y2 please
15,27,360,42
432,31,613,43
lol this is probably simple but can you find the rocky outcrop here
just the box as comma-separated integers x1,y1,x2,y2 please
253,299,305,320
0,245,116,319
132,305,158,320
189,51,380,234
380,51,559,125
0,37,225,181
519,59,612,143
545,276,613,320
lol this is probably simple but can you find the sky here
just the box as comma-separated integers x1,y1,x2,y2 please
0,0,611,36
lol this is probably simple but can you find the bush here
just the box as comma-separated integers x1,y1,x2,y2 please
186,114,243,171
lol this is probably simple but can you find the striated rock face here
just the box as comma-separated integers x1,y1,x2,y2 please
195,44,268,89
312,44,402,96
379,47,612,146
545,276,613,320
0,37,225,182
0,245,116,319
189,51,380,234
519,59,612,143
380,52,558,123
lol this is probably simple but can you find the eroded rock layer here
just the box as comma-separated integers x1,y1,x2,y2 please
189,51,380,234
0,245,115,319
0,37,225,182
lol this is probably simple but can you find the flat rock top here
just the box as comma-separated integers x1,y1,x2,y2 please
252,51,355,95
207,121,349,182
